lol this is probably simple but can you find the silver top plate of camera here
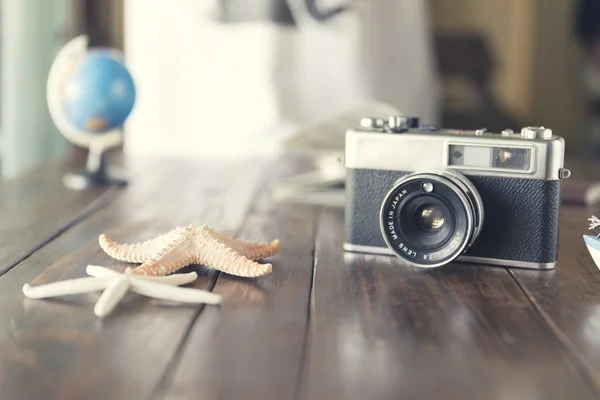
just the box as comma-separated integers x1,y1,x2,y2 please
345,119,566,180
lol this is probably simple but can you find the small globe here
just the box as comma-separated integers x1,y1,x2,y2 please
61,49,136,133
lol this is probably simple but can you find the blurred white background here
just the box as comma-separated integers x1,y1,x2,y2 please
123,0,439,158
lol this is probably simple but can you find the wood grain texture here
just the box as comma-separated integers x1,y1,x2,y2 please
508,205,600,392
301,208,598,400
0,159,266,400
4,153,600,399
0,152,116,277
154,158,317,400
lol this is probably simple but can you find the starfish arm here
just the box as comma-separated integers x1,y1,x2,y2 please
86,265,122,278
128,227,195,276
124,269,198,285
94,277,130,317
98,231,174,263
198,242,273,277
130,280,222,305
131,250,195,276
237,239,280,260
202,226,281,260
22,277,111,299
216,236,280,260
86,264,197,286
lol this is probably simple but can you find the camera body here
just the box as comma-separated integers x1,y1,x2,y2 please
344,116,569,269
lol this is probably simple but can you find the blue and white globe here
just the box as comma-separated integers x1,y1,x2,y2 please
61,49,136,133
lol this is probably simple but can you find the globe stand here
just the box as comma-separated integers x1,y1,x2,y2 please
63,143,127,190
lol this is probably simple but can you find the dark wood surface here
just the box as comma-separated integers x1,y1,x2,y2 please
0,153,116,277
154,159,318,400
302,209,597,399
1,154,600,399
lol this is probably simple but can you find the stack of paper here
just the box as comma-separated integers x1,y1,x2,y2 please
273,101,400,207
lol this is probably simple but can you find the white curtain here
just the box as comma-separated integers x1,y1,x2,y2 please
124,0,440,158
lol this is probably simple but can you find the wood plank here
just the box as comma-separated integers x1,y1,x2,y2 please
0,159,266,400
508,205,600,392
154,158,317,400
301,208,598,399
0,152,117,277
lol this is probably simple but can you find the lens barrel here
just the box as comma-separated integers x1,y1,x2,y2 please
379,170,483,268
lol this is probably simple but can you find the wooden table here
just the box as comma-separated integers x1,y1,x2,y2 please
1,153,600,399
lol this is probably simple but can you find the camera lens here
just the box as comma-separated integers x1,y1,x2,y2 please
416,204,445,231
397,193,455,251
379,171,483,268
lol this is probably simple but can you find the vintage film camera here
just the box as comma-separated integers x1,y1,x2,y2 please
344,116,571,269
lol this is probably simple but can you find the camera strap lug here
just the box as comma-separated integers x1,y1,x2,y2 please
559,168,571,179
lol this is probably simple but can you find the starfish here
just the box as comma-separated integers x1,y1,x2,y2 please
99,224,280,277
22,265,221,317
